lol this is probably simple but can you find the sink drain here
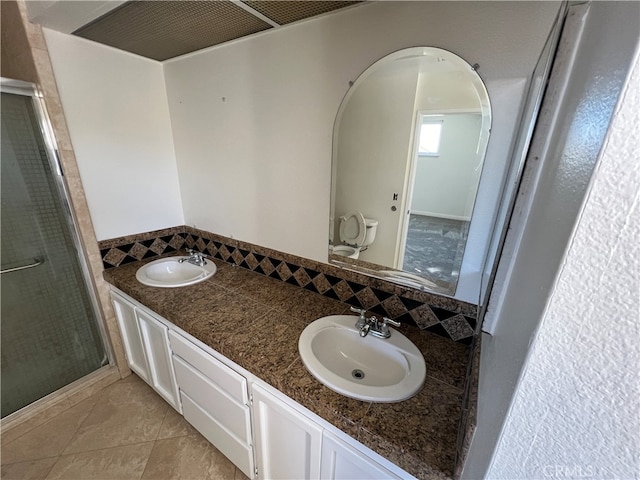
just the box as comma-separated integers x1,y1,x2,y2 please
352,369,365,380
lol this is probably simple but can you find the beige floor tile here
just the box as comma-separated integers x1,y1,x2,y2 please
4,375,250,480
157,407,198,440
45,442,154,480
1,399,95,465
63,375,169,454
141,434,236,480
1,398,72,448
0,457,58,480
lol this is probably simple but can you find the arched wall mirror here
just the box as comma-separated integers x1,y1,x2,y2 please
329,47,491,299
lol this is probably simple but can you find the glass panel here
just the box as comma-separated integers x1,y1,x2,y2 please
1,92,106,418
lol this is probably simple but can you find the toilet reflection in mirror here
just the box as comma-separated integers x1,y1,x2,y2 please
329,47,491,296
329,211,378,260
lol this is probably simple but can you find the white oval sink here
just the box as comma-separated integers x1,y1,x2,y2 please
298,315,426,402
136,256,216,288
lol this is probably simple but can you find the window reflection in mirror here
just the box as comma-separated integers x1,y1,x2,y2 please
417,116,443,156
329,47,491,297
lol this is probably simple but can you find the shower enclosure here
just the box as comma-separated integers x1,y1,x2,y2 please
1,79,110,418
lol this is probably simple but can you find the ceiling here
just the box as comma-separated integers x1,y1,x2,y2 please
30,1,362,61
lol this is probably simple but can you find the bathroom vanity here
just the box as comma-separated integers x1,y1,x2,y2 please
104,256,472,480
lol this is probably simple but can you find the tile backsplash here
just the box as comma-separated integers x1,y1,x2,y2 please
99,226,477,344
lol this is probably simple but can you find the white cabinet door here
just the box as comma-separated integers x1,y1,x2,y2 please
321,431,401,480
109,290,150,383
136,308,181,412
251,384,322,480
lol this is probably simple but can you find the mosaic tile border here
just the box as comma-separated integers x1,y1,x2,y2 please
99,226,477,344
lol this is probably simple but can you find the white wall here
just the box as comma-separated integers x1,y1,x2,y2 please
488,48,639,480
163,1,560,264
414,70,482,113
462,3,640,477
43,29,183,241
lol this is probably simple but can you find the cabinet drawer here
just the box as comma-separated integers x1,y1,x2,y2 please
182,392,254,479
169,330,248,405
173,355,251,445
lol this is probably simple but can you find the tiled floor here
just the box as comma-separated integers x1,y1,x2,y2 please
403,214,469,289
1,374,249,480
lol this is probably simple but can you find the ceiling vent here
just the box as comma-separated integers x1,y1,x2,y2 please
73,0,361,61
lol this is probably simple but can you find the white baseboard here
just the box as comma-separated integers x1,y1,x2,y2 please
410,210,471,222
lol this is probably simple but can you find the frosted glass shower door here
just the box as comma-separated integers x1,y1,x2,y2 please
1,91,107,418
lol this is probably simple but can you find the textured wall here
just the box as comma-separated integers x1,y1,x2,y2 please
487,49,639,479
462,3,640,477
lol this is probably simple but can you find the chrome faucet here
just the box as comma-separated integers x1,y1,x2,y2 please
349,306,401,338
351,306,367,329
179,249,207,267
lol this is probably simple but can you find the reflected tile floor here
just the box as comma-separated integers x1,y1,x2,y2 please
403,214,470,288
1,375,249,480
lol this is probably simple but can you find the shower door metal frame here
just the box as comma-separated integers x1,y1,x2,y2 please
1,76,115,370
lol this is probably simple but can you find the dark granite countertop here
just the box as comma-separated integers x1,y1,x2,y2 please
104,256,470,479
